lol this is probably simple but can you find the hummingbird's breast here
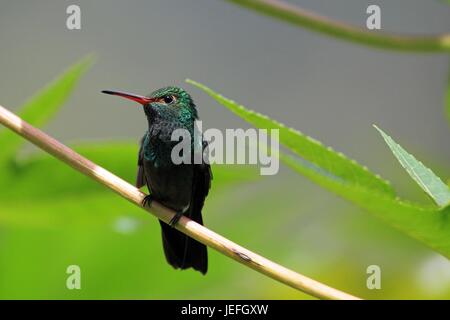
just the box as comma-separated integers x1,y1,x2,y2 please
142,126,195,212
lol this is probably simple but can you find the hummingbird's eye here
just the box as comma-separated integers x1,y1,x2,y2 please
162,95,175,104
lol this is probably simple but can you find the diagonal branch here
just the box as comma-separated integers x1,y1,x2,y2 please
227,0,450,52
0,104,360,300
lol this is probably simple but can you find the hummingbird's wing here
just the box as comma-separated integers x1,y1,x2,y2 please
191,140,213,212
183,140,212,274
158,140,212,274
136,133,147,188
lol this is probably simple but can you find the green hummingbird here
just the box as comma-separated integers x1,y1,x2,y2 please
102,86,212,274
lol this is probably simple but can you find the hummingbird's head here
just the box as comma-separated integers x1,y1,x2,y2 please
102,86,198,124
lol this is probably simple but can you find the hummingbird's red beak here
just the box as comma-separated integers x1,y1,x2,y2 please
101,90,155,105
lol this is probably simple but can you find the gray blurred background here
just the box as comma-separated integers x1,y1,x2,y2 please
0,0,449,298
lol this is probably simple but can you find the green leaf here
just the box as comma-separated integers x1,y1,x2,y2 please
374,126,450,208
280,152,450,256
187,79,393,195
187,79,450,258
0,55,94,161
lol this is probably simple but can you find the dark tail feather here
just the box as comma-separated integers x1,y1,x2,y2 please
159,212,207,274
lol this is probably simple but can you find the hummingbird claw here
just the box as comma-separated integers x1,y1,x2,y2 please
169,212,183,227
142,194,154,207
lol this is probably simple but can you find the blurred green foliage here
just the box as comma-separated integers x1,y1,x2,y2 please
0,56,93,162
226,0,450,52
0,58,449,299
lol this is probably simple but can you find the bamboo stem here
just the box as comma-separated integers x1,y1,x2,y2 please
227,0,450,52
0,104,360,300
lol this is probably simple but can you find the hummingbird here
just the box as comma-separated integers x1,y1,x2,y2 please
102,86,212,274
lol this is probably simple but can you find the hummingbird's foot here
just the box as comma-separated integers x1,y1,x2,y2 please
169,211,183,227
142,194,154,207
